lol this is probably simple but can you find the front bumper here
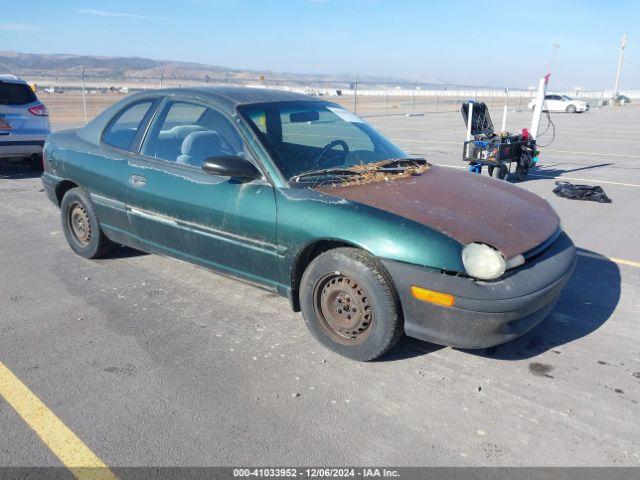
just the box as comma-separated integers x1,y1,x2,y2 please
382,232,576,349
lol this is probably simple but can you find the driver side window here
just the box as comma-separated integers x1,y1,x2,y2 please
141,101,244,168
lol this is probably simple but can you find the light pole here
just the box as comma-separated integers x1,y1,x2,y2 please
353,74,358,114
81,67,88,125
614,34,628,94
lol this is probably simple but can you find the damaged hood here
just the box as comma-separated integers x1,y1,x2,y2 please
315,165,559,259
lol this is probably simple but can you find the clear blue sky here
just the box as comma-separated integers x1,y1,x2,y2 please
0,0,637,90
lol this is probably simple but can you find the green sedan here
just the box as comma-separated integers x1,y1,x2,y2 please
42,87,576,361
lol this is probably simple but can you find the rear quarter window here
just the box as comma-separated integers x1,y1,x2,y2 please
102,100,154,151
0,82,37,105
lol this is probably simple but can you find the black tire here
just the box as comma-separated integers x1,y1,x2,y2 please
60,187,116,259
491,164,508,180
515,164,528,182
487,165,495,177
29,154,44,172
515,152,532,182
300,248,402,361
566,104,577,113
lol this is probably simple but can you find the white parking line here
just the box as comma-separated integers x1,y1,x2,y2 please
422,163,640,188
392,138,459,145
377,126,640,143
544,149,640,159
528,174,640,188
395,138,640,159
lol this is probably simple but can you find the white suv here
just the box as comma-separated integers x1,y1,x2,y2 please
528,94,589,113
0,75,51,170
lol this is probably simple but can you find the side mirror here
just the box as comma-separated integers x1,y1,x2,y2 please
201,156,261,181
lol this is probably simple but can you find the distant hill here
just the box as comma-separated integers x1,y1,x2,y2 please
0,50,453,89
0,50,262,82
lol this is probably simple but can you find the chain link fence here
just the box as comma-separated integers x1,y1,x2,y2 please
22,72,638,129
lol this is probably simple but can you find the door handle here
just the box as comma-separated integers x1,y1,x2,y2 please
129,175,147,187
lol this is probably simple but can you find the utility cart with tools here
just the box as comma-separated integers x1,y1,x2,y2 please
461,101,538,182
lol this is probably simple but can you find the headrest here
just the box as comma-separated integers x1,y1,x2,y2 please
158,124,206,141
180,130,222,157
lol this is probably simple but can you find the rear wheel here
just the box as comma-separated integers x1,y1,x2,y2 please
300,248,402,361
61,187,116,258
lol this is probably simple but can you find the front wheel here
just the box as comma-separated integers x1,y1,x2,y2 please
300,248,403,361
491,164,508,180
60,187,116,259
566,104,577,113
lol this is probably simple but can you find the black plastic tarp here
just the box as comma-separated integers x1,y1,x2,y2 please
552,181,612,203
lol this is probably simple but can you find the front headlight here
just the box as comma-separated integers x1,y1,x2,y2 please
461,243,506,280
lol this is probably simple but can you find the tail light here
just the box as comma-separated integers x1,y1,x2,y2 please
28,103,49,116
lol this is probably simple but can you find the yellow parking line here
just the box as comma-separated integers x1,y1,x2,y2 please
0,362,117,480
410,162,640,188
577,251,640,268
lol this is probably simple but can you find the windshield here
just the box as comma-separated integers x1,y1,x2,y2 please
238,101,407,180
562,95,574,100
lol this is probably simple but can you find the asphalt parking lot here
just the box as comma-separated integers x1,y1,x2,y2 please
1,102,639,469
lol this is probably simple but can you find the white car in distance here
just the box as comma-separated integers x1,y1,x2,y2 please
528,94,589,113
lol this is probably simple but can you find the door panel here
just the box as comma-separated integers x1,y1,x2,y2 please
126,158,279,287
125,98,279,287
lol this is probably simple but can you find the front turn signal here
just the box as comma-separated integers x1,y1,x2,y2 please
410,286,455,307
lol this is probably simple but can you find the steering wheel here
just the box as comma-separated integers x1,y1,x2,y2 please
316,140,349,167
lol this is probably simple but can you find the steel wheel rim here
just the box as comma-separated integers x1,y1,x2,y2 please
68,202,91,246
313,273,373,345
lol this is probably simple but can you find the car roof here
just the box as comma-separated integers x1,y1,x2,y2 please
77,86,328,148
129,86,324,114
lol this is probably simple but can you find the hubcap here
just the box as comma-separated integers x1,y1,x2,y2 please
68,202,91,245
313,274,373,345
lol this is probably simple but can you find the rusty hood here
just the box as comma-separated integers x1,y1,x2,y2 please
315,165,559,259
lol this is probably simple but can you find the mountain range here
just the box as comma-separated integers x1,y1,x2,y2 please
0,50,464,89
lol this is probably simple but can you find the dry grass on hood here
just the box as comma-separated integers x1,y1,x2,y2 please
325,160,431,188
